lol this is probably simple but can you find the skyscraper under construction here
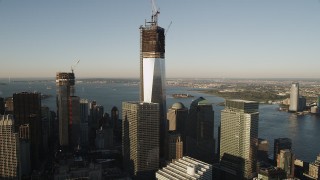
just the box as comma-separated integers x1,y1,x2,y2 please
139,2,166,158
56,72,75,147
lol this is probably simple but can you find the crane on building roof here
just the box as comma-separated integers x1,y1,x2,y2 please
151,0,160,25
71,60,80,73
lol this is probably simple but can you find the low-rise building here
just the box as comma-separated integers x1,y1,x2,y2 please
156,156,212,180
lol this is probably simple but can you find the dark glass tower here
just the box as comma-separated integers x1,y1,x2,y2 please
140,4,166,158
0,97,4,115
186,97,215,163
122,102,160,178
13,92,42,169
56,72,75,147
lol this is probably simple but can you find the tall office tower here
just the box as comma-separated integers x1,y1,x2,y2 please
13,92,42,169
185,97,214,164
111,106,119,128
41,107,49,154
111,106,121,143
257,138,269,163
122,102,159,178
0,97,4,115
298,96,306,111
80,99,89,123
273,138,292,164
140,6,166,158
167,102,188,140
89,101,104,129
80,99,89,146
277,149,295,178
289,82,299,112
95,126,113,150
56,72,75,147
220,99,259,180
69,96,81,147
167,132,183,162
0,115,20,179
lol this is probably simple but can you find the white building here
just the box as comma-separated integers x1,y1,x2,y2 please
156,156,212,180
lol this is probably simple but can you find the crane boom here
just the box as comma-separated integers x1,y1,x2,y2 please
71,60,80,73
165,21,172,36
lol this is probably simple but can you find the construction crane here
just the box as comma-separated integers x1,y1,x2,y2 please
71,60,80,73
151,0,160,25
165,21,172,36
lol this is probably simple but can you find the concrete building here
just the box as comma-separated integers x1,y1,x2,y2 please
122,102,159,178
156,156,212,180
186,97,214,164
304,154,320,180
167,132,183,162
220,99,259,180
167,102,188,144
13,92,42,169
256,166,286,180
140,7,166,158
56,72,75,147
273,138,292,164
289,82,299,112
277,149,295,178
5,97,13,113
0,115,20,179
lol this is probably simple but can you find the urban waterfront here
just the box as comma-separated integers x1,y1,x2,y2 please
1,78,319,163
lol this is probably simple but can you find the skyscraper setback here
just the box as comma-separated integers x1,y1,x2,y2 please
139,4,166,158
56,72,75,147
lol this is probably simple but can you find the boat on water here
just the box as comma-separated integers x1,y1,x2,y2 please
171,93,194,98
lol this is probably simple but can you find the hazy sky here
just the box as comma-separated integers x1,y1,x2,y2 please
0,0,320,78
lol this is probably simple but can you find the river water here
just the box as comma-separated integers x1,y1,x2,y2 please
0,79,319,163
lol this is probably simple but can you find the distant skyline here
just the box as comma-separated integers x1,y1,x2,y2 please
1,0,320,79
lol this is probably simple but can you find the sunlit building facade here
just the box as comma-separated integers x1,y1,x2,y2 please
220,99,259,179
0,115,20,179
289,82,299,112
140,12,166,158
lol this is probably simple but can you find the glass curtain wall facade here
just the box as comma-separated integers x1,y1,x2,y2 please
56,72,75,147
220,99,259,179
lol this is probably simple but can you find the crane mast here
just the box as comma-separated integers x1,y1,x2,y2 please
151,0,160,26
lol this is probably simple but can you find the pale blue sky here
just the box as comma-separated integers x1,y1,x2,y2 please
0,0,320,78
